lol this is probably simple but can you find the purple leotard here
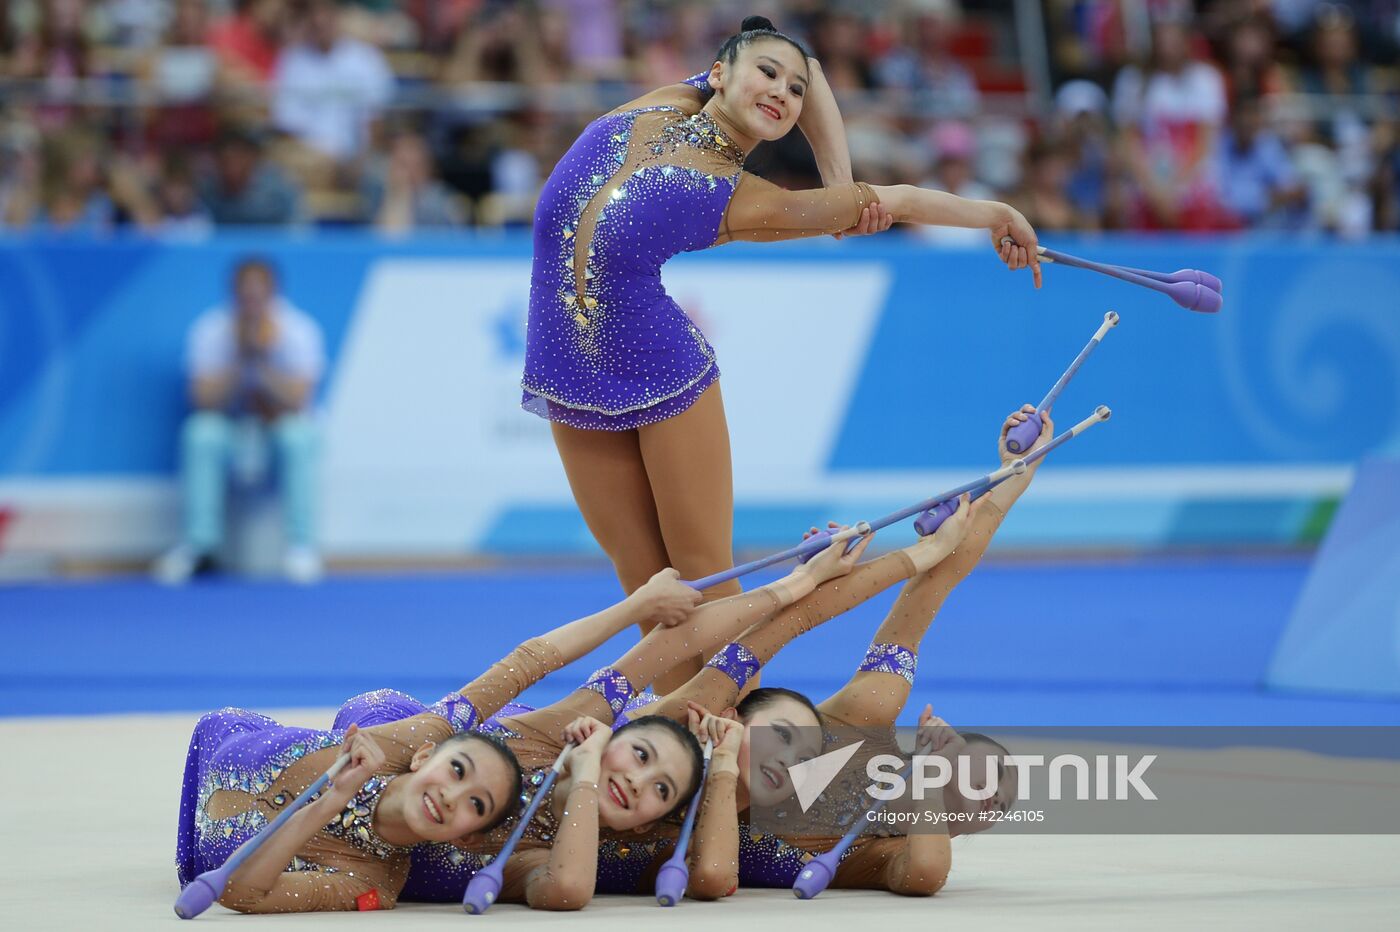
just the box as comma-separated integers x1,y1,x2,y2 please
176,690,478,891
522,74,877,430
335,668,657,901
521,74,735,430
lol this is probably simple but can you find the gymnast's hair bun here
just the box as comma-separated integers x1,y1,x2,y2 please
741,15,777,32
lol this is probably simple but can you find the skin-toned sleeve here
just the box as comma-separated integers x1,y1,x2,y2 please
513,564,824,730
716,172,878,244
818,500,1009,729
496,782,604,910
831,834,950,896
220,861,399,914
685,770,741,899
454,637,565,725
631,551,920,723
501,691,614,743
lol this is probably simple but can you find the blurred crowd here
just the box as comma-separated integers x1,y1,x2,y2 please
0,0,1398,237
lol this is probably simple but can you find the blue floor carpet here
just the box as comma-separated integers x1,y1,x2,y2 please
5,556,1399,725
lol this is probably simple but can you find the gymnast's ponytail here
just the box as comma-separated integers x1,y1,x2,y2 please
715,15,811,67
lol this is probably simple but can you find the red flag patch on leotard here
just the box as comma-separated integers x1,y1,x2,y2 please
356,889,382,911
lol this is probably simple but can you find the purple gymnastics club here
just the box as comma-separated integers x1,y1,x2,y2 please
687,405,1114,591
1036,246,1222,313
914,405,1113,536
174,753,350,919
1111,263,1222,294
1005,311,1119,455
793,739,932,900
685,521,872,589
687,458,1037,589
464,744,572,914
654,740,713,906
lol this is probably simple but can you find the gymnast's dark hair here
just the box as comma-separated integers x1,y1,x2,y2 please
960,731,1013,816
436,731,525,833
735,686,822,725
716,16,811,69
613,715,705,819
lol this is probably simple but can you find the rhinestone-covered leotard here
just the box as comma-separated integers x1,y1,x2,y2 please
175,639,561,913
521,73,877,430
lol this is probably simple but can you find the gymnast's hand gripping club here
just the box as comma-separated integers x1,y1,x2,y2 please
1033,245,1222,314
1004,310,1118,455
654,739,714,906
173,753,352,919
913,405,1112,535
463,743,573,914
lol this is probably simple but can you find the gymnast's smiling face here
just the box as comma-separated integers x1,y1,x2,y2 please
710,39,808,143
399,737,517,842
737,696,823,808
595,722,699,830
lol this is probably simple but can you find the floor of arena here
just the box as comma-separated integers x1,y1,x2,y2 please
5,556,1400,927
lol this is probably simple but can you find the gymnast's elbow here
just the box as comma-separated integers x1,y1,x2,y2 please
687,861,739,900
217,887,276,914
888,850,951,897
527,878,595,911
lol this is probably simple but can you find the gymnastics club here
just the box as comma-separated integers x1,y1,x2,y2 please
1035,245,1222,314
464,744,573,914
654,740,714,906
792,733,935,900
688,462,1026,589
683,459,1029,591
1005,310,1119,455
913,405,1113,536
173,753,351,919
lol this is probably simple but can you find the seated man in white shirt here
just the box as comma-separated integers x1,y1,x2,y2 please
154,258,325,584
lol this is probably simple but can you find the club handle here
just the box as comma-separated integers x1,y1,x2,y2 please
463,864,504,914
173,873,226,920
655,861,689,907
1004,410,1043,455
173,752,350,919
465,745,570,915
796,522,870,565
792,851,841,900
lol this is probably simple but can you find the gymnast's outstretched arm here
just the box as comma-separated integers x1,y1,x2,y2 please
827,407,1053,896
651,521,974,902
444,569,703,727
819,406,1051,730
715,174,1040,286
628,517,974,726
504,535,867,732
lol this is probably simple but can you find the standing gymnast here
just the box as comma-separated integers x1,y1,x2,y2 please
176,568,700,914
615,405,1051,897
522,15,1043,693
